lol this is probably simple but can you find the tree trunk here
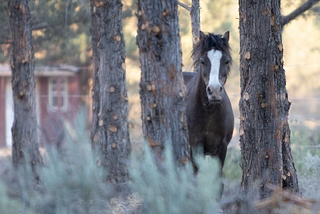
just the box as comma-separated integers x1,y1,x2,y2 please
238,0,299,199
177,0,200,71
191,0,200,72
8,0,42,175
136,0,190,164
90,0,131,183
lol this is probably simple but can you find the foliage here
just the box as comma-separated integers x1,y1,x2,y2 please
223,146,242,181
0,0,138,66
0,0,9,62
0,0,92,66
0,112,224,214
304,150,320,172
36,111,109,214
130,143,221,214
290,126,320,174
29,0,92,66
299,150,320,200
0,111,111,214
0,182,26,214
221,126,320,197
289,126,320,200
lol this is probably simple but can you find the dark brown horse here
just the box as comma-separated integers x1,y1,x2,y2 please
183,31,234,173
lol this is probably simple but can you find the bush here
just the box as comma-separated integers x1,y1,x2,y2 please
0,111,230,213
0,182,26,214
223,146,242,181
130,143,222,214
0,111,111,214
299,151,320,200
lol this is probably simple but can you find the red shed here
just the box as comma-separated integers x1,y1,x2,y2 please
0,64,88,147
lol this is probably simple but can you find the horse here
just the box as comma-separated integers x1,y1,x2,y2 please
183,31,234,175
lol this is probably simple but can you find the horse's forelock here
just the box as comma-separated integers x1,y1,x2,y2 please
191,33,232,69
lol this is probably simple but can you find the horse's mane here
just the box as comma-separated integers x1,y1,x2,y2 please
192,33,232,67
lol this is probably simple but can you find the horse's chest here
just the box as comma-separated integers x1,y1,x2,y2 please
204,114,223,136
189,110,223,138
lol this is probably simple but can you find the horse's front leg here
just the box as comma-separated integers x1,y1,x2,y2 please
217,141,228,172
190,135,206,173
204,138,228,198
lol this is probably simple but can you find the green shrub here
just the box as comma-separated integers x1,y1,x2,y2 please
299,151,320,200
130,143,221,214
291,126,320,174
0,110,111,214
223,146,242,181
290,125,320,199
0,182,26,214
35,111,110,214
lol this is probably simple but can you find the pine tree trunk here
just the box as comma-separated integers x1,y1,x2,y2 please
8,0,42,175
191,0,200,40
239,0,299,199
136,0,190,164
90,0,131,183
191,0,200,72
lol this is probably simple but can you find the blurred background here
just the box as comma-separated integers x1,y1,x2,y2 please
0,0,320,190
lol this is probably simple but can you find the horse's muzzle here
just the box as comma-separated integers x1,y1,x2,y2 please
207,85,223,102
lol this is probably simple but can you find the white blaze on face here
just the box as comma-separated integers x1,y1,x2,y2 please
207,49,222,89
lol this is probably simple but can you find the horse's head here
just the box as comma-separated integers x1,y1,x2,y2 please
192,31,232,102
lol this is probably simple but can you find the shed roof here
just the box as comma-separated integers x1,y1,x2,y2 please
0,64,81,77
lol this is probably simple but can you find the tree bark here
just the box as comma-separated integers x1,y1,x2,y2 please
238,0,299,199
90,0,131,183
136,0,190,164
8,0,42,175
177,0,200,71
191,0,200,72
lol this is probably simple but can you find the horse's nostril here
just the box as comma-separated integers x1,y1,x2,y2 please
207,87,213,95
219,86,223,92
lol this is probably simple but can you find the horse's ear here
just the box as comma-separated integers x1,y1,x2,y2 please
223,31,230,43
199,31,206,41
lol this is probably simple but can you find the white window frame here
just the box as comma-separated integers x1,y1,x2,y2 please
48,77,68,111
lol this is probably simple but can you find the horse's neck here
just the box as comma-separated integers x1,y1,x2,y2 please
189,72,204,99
191,73,208,108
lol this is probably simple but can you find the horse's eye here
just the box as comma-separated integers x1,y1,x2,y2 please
225,60,230,65
200,60,205,65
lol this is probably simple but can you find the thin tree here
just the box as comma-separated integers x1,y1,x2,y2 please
177,0,200,71
239,0,319,198
136,0,190,163
90,0,131,183
8,0,42,176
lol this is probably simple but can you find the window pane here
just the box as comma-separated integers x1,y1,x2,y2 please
51,79,57,93
52,96,58,107
51,79,57,85
61,83,65,93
